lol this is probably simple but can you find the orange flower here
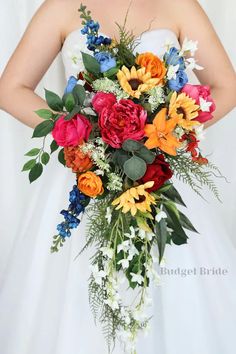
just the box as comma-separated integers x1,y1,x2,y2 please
136,52,167,80
78,171,104,198
144,108,181,155
64,146,93,173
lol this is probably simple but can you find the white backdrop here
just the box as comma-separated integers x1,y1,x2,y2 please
0,1,235,354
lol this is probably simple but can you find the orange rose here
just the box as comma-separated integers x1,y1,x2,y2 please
136,52,167,80
78,171,104,198
64,146,93,173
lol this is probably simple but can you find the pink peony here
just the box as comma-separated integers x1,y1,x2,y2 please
52,114,92,147
92,92,116,114
181,84,216,123
99,99,147,148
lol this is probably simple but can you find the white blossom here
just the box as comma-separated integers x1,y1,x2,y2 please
101,246,114,259
194,124,206,141
105,207,112,224
163,38,175,52
117,240,130,253
104,297,119,310
167,64,179,80
118,258,130,269
185,57,204,70
90,264,107,286
124,226,137,239
127,245,139,261
199,97,212,112
179,37,198,56
130,272,144,285
155,211,168,222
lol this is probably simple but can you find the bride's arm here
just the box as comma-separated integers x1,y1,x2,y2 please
173,0,236,128
0,0,71,129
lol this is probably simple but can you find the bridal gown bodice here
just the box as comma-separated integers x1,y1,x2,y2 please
61,28,180,79
0,27,235,354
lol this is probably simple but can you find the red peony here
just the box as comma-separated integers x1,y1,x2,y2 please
98,99,147,148
139,154,173,192
181,84,216,123
52,114,92,147
92,92,116,114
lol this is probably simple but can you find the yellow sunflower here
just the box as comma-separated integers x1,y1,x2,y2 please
168,91,200,130
112,182,156,216
117,66,160,99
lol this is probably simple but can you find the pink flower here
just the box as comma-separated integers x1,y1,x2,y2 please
52,114,92,147
92,92,116,114
181,84,216,123
99,99,147,148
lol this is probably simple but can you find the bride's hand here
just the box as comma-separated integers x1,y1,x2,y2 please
0,0,71,129
173,0,236,128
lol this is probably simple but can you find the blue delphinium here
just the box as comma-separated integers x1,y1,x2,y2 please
94,52,116,73
64,76,78,94
56,185,89,239
168,70,188,91
80,19,111,51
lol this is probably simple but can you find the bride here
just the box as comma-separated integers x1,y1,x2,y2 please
0,1,235,354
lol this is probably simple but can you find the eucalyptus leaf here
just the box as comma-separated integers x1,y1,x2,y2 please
29,163,43,183
32,120,54,138
124,156,147,181
135,146,155,164
112,149,130,167
44,89,64,111
122,139,143,152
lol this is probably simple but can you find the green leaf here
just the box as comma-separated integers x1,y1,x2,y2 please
58,148,66,166
32,120,54,138
163,203,188,245
112,149,130,167
22,159,36,171
124,156,146,181
24,148,40,157
34,109,53,120
103,67,119,78
64,105,81,121
179,211,199,233
44,89,64,111
163,184,186,207
135,146,155,164
122,139,143,152
63,93,76,112
72,84,86,105
155,218,168,263
50,140,59,154
81,52,100,75
29,163,43,183
155,183,172,194
41,152,50,165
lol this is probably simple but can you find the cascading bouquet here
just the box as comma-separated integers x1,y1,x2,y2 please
22,4,224,353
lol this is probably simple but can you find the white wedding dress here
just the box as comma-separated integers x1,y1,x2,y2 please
0,28,235,354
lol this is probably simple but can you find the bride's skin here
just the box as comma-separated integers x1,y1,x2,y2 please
0,0,235,129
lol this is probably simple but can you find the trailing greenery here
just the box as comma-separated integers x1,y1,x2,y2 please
165,153,223,202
